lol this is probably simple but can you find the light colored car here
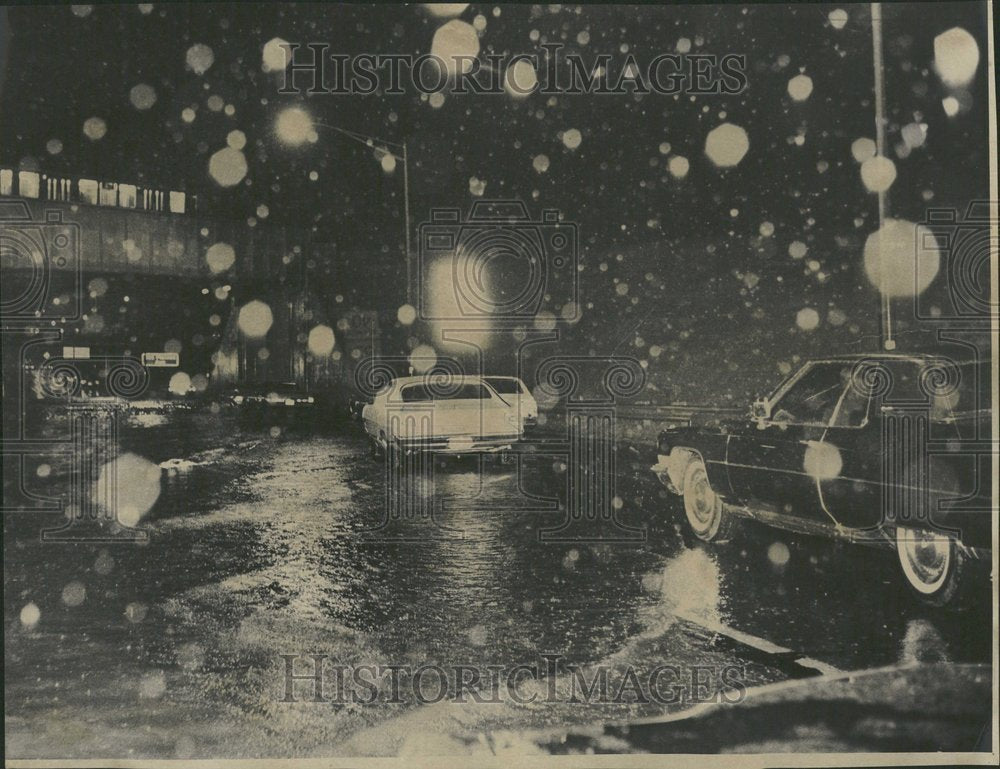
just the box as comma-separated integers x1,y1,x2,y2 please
482,376,538,428
362,375,522,455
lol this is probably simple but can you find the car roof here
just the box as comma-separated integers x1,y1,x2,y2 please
389,375,488,386
812,353,935,361
807,353,982,366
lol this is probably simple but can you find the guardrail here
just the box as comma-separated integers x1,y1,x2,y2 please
521,404,746,450
612,404,745,426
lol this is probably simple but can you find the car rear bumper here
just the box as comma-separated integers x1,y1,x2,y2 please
389,434,522,454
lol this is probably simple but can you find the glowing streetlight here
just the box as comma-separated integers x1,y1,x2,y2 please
274,106,414,302
275,106,317,146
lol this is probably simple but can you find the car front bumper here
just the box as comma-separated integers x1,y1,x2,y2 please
650,451,688,495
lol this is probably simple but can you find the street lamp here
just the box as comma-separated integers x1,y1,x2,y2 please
870,2,895,351
274,106,317,146
274,106,413,304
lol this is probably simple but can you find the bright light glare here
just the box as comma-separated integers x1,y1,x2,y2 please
275,107,314,146
934,27,979,88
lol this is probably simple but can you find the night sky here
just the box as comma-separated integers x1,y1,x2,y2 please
0,2,991,403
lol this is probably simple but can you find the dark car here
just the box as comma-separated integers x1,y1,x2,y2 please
230,381,316,411
653,353,992,607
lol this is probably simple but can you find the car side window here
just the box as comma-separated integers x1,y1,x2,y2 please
771,363,849,426
449,383,491,400
485,378,524,395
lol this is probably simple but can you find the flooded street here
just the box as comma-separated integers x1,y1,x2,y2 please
4,407,990,758
2,1,995,763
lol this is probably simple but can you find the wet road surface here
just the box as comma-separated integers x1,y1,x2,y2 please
4,406,992,758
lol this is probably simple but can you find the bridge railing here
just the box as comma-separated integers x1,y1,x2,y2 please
612,403,745,426
0,166,196,215
525,403,745,449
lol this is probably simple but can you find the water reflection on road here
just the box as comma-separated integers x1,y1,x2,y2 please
3,409,990,758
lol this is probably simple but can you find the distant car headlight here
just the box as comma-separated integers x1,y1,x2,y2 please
233,395,244,404
307,396,315,403
284,398,296,406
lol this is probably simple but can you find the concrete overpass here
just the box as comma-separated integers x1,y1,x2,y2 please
0,167,385,398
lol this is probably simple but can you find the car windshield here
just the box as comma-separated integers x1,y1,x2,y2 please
484,377,524,395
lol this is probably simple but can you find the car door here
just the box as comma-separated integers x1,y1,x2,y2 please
726,362,849,520
813,365,881,530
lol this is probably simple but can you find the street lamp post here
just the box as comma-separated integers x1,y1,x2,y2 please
274,108,413,306
870,2,895,351
402,140,411,304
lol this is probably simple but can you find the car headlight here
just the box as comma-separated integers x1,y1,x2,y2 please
306,396,314,403
284,398,296,406
233,395,244,404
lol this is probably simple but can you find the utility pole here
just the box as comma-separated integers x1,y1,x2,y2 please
871,2,895,350
402,140,412,307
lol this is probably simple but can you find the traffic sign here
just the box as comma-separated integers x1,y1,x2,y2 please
142,352,180,367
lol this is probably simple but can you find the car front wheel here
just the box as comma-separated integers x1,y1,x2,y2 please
895,526,971,608
682,458,735,542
